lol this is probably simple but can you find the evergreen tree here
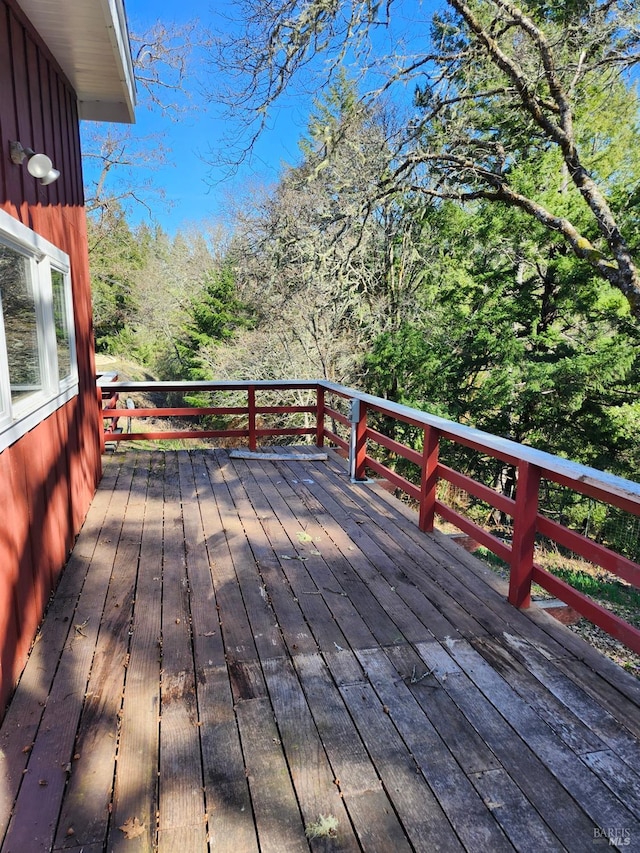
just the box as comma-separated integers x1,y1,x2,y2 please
177,262,252,380
87,204,147,351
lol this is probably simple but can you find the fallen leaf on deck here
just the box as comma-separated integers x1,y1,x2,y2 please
120,817,145,839
296,531,314,543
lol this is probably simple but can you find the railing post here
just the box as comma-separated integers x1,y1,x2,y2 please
349,398,368,482
97,383,106,454
419,425,439,532
248,385,257,451
509,461,541,609
316,385,325,448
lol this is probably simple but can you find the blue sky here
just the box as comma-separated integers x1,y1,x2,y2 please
83,0,438,234
82,0,319,233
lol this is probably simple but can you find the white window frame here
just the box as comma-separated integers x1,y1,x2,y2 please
0,208,79,452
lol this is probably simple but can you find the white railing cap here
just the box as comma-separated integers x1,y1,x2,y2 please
320,381,640,508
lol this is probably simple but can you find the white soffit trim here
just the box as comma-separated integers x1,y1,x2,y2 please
16,0,136,124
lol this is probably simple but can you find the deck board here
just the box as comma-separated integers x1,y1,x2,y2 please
0,448,638,852
107,452,162,853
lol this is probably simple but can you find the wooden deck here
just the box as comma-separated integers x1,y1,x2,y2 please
0,449,639,853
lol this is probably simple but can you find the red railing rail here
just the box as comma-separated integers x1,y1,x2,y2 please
97,377,640,653
96,378,322,453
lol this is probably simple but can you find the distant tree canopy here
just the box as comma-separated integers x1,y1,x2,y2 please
215,0,640,317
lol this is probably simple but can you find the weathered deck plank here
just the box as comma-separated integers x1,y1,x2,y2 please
108,451,163,853
178,452,256,853
0,447,638,853
157,452,207,851
54,453,151,850
2,454,136,853
0,453,124,846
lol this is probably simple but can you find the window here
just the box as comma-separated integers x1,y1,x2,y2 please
0,245,42,404
0,209,78,451
52,268,73,381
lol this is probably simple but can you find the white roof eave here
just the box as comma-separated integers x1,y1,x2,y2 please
16,0,136,124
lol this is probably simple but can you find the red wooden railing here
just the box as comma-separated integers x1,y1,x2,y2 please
97,378,322,449
97,377,640,654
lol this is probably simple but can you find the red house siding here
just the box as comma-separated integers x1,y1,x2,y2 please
0,0,102,712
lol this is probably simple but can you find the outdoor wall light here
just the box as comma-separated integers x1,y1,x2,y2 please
9,141,60,185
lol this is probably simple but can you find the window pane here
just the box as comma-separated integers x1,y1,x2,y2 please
0,245,42,403
51,269,72,380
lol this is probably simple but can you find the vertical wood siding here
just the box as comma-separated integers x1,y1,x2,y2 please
0,0,103,713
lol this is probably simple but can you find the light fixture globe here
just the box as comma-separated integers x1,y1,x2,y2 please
41,168,60,186
26,152,53,179
9,141,60,184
